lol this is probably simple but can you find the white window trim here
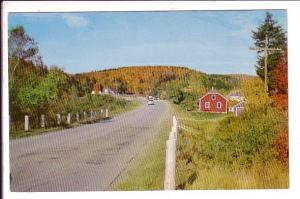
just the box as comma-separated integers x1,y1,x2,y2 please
211,95,216,100
217,102,222,109
205,102,210,108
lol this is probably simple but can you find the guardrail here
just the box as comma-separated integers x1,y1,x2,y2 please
164,115,178,190
23,109,109,131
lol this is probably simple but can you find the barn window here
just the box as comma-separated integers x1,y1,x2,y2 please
211,95,216,100
217,102,222,109
205,102,210,108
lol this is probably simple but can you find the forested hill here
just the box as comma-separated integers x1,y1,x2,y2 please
78,66,247,97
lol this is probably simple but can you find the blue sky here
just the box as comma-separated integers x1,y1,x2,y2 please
8,10,287,75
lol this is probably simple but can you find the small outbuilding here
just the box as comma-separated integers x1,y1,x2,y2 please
199,90,228,113
232,101,245,117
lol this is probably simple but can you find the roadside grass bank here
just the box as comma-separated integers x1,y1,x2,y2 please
172,78,288,189
10,95,141,139
107,96,141,118
173,104,288,189
112,101,172,190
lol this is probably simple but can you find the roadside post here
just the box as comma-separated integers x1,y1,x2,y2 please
164,139,176,190
41,114,45,128
164,115,178,190
90,110,93,121
76,112,80,122
67,113,71,125
57,113,61,125
25,115,29,131
83,111,87,122
105,109,108,118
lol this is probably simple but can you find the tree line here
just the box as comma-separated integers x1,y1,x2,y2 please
80,66,241,111
9,26,98,131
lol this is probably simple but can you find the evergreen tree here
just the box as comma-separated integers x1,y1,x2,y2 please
252,12,287,93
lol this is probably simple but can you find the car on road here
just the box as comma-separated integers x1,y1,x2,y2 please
148,96,154,100
148,100,155,105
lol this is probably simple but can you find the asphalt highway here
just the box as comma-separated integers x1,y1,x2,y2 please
10,98,169,191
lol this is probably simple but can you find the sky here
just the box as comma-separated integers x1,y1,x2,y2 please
8,10,287,75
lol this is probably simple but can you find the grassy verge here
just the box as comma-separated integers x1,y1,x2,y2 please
186,159,288,189
10,96,141,140
9,127,64,140
112,103,172,190
172,103,288,190
109,98,140,117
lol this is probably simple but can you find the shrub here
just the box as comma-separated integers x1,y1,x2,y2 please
200,102,286,169
10,94,130,131
274,126,288,165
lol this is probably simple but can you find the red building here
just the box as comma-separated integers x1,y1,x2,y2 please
199,90,228,113
93,83,103,95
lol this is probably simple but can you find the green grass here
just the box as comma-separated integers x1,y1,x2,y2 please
112,105,172,190
109,99,140,117
185,159,288,190
10,96,141,140
172,103,288,190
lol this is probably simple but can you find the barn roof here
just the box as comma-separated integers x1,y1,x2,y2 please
199,90,228,102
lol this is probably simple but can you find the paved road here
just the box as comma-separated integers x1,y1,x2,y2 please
10,98,170,191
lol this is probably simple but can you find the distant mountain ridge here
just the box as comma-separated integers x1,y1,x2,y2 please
77,65,249,97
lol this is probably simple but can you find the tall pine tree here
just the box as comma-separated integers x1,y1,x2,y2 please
252,12,287,94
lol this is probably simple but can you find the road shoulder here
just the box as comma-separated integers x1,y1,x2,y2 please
111,101,172,190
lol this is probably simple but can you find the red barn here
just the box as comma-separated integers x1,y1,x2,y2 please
199,90,228,113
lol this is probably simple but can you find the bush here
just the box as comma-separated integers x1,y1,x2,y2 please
10,94,130,131
175,77,288,189
274,126,288,165
181,93,199,111
200,101,286,169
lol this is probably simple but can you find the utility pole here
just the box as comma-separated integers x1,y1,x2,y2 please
264,36,268,93
250,35,283,93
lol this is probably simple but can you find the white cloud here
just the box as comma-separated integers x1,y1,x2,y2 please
61,14,89,28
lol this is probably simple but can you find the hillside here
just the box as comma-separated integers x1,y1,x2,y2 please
79,66,246,96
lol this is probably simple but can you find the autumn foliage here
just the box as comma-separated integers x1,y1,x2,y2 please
274,127,289,165
80,66,196,96
269,49,288,165
270,49,288,110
